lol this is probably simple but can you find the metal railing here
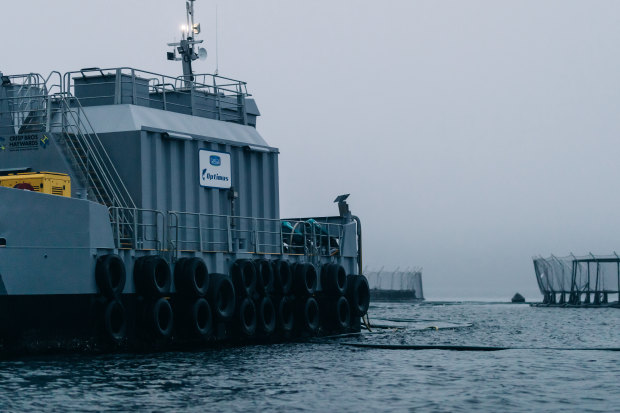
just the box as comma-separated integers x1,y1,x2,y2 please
168,211,344,257
281,218,343,257
365,268,424,292
62,67,249,124
110,207,165,251
168,213,283,255
110,208,345,258
0,73,48,136
0,73,135,211
168,211,232,253
1,73,137,239
50,94,136,211
533,254,620,304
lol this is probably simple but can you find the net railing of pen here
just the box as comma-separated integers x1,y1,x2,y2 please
365,268,424,299
533,255,620,304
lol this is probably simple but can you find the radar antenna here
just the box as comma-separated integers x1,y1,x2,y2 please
166,0,208,87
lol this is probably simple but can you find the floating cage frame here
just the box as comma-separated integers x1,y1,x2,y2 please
533,254,620,307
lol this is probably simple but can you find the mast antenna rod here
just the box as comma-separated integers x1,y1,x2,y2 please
215,3,219,75
166,0,207,86
187,0,195,40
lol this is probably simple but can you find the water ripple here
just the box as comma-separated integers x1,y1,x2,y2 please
0,303,618,412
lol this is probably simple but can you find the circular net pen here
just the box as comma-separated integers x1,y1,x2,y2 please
533,254,620,306
365,268,424,302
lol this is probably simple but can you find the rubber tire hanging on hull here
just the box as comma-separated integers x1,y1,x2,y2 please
208,274,236,321
96,254,126,298
294,263,318,296
278,296,295,332
321,264,347,296
273,260,293,295
236,297,257,337
256,296,276,335
134,256,172,297
300,297,320,333
177,297,213,339
325,296,350,331
101,299,127,344
347,275,370,316
146,297,174,339
256,260,275,295
175,257,209,297
231,259,257,297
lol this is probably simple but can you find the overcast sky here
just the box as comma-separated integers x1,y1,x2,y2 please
3,0,620,299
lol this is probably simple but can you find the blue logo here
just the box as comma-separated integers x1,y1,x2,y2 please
210,155,221,166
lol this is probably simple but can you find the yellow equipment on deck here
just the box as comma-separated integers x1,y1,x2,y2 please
0,172,71,197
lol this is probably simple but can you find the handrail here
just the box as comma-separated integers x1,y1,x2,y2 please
60,67,249,124
110,207,164,250
106,206,351,260
167,210,343,258
50,93,136,211
63,67,248,97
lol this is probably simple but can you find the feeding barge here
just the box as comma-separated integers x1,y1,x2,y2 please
0,1,369,353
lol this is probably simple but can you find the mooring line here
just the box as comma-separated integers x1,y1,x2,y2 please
362,323,473,331
341,343,620,351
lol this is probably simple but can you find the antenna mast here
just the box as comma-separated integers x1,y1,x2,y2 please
167,0,207,87
215,3,219,76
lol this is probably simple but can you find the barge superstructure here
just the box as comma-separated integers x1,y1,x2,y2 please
0,1,369,352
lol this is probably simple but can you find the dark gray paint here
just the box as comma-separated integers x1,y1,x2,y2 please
0,273,6,295
74,74,150,107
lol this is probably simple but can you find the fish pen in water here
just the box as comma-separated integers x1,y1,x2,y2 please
365,268,424,302
533,255,620,307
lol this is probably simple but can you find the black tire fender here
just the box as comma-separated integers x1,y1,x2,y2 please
236,297,257,336
185,297,213,338
300,297,320,333
147,297,174,338
95,254,126,298
101,299,127,343
334,296,351,330
256,259,275,295
277,296,295,332
257,296,276,335
175,257,209,297
294,263,318,296
208,273,236,321
347,275,370,317
134,256,171,297
231,259,257,297
321,263,347,296
273,260,293,295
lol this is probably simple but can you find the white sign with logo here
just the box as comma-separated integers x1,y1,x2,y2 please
199,149,232,189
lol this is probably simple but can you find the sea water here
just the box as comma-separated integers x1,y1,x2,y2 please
0,302,618,412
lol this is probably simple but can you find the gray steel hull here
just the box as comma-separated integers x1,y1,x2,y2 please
0,187,364,354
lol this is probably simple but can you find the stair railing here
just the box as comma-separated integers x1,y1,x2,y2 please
50,94,135,210
46,93,137,242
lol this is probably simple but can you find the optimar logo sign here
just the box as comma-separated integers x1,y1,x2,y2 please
201,168,229,183
199,150,231,189
210,155,221,166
